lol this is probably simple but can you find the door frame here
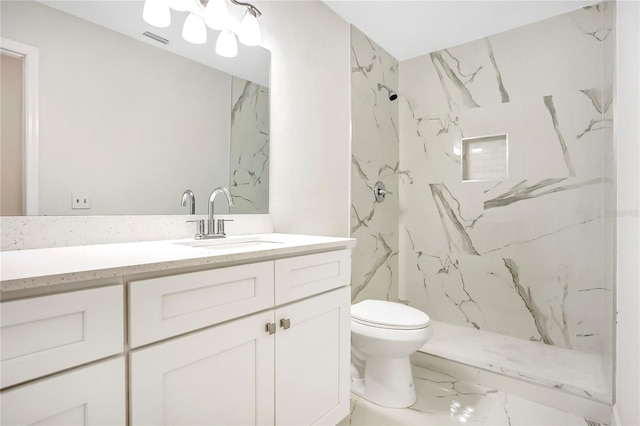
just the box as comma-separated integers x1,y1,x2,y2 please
1,37,39,215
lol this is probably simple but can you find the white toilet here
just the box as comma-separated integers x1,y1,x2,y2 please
350,300,432,408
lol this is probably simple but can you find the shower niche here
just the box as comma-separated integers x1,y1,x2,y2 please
461,134,508,182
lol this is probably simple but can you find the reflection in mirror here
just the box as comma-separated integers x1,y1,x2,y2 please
229,76,269,213
0,0,269,216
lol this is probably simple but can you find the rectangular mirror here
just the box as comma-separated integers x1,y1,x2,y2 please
0,0,270,216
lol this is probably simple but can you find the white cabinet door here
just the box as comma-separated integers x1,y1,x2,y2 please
0,357,125,426
130,311,275,426
275,287,351,425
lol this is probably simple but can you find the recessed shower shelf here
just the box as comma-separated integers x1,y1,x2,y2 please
462,134,508,182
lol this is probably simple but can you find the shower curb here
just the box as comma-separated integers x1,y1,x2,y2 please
411,350,612,424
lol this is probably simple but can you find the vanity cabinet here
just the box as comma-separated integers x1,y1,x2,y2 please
129,250,351,426
1,243,352,426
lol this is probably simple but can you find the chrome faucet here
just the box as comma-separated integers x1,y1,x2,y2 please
205,186,233,238
181,189,195,214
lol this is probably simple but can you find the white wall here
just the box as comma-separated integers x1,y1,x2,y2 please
255,0,351,237
614,1,640,424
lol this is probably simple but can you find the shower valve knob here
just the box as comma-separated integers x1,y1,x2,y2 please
374,181,392,203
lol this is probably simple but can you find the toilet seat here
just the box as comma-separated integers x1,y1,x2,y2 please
351,300,430,330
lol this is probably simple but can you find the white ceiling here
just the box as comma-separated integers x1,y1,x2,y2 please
323,0,596,61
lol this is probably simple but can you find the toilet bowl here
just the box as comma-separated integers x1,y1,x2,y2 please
350,300,432,408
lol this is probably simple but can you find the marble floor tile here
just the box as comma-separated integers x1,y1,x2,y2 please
338,366,605,426
483,393,601,426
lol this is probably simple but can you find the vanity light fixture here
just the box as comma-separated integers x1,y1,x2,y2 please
142,0,262,58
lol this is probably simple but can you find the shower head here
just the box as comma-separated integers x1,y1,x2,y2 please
377,83,398,101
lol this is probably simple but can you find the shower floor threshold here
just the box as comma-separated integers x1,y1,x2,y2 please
413,321,612,406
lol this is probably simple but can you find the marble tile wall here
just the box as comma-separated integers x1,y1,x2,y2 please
350,26,399,303
229,76,269,214
398,2,614,360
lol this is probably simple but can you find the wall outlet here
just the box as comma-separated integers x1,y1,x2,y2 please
72,192,91,209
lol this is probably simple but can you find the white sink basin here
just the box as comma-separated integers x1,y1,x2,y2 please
175,237,284,251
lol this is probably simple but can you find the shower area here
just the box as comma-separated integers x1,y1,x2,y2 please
350,1,615,416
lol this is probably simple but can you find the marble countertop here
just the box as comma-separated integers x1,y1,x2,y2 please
0,233,356,294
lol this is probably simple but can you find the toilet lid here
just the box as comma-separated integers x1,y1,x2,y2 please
351,300,430,330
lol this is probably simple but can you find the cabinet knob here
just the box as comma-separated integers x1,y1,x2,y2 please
280,318,291,330
265,322,276,335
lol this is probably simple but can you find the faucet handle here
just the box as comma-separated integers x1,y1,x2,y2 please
181,189,196,214
186,219,205,238
215,219,234,236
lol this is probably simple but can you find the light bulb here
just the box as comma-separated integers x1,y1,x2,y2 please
215,30,237,58
182,13,207,44
204,0,230,30
238,10,260,46
143,0,171,28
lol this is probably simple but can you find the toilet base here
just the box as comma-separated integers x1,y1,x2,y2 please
351,356,416,408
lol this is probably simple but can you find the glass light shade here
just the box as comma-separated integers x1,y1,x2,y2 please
182,13,207,44
204,0,230,30
143,0,171,28
238,11,260,46
215,30,237,58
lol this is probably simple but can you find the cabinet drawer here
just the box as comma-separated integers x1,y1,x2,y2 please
128,261,274,348
0,285,124,389
0,357,126,425
275,250,351,304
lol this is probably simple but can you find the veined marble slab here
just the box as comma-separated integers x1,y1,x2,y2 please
350,26,400,303
418,321,611,405
397,2,615,359
229,76,269,214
